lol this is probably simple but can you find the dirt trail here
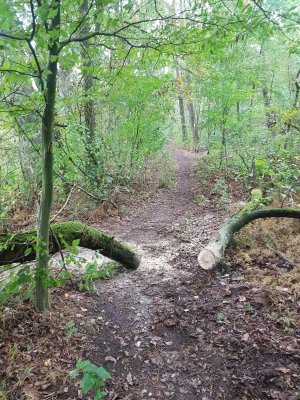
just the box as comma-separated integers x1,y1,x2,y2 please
97,146,208,287
99,146,201,244
92,147,218,399
89,147,299,400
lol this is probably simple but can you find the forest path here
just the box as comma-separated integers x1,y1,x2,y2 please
98,145,202,246
91,146,228,399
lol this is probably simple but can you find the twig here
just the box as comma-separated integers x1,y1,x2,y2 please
50,227,75,287
50,185,74,222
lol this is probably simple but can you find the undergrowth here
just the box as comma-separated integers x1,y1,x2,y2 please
196,149,300,206
229,216,300,332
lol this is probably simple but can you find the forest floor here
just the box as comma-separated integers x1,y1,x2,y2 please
1,146,299,400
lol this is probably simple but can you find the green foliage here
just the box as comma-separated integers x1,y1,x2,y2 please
157,151,176,189
79,261,119,292
194,194,206,206
216,311,226,324
244,303,255,313
71,359,111,399
65,320,79,338
0,0,298,215
212,178,231,205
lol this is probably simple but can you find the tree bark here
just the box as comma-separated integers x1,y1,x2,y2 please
0,222,140,270
198,189,300,270
188,100,200,151
80,0,98,183
286,67,300,135
175,66,187,142
35,0,60,311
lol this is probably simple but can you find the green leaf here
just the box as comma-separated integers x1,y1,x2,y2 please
50,55,58,62
37,2,49,21
255,159,267,167
24,247,32,257
80,373,95,394
72,239,80,246
96,367,111,380
94,391,107,400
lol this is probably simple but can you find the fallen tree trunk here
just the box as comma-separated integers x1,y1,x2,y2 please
198,190,300,270
0,221,140,270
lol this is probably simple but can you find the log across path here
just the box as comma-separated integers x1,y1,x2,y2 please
0,222,140,270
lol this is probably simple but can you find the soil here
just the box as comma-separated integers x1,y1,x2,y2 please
1,146,299,400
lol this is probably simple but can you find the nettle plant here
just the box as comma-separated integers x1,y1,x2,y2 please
71,359,111,400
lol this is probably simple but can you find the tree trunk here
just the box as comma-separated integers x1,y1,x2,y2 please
35,0,60,311
219,108,228,167
285,67,300,135
81,0,98,183
262,87,271,128
198,189,300,270
188,101,200,151
178,96,187,142
175,66,187,142
0,222,140,270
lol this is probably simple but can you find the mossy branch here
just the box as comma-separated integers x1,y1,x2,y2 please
0,222,140,270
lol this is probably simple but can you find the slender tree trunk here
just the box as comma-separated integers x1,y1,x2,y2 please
35,0,60,311
262,72,277,136
220,107,228,167
18,135,34,185
286,68,300,132
292,68,300,110
15,117,36,189
249,82,255,107
262,87,274,131
178,96,187,142
187,101,200,151
81,0,98,184
176,66,187,142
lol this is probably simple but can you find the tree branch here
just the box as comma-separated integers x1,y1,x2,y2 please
0,68,39,78
0,30,28,41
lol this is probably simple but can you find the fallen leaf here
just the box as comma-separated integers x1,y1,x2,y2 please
242,333,250,342
105,356,117,363
276,367,290,374
126,372,133,385
164,319,178,327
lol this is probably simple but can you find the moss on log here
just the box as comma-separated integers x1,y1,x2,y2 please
0,221,140,270
198,190,300,270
